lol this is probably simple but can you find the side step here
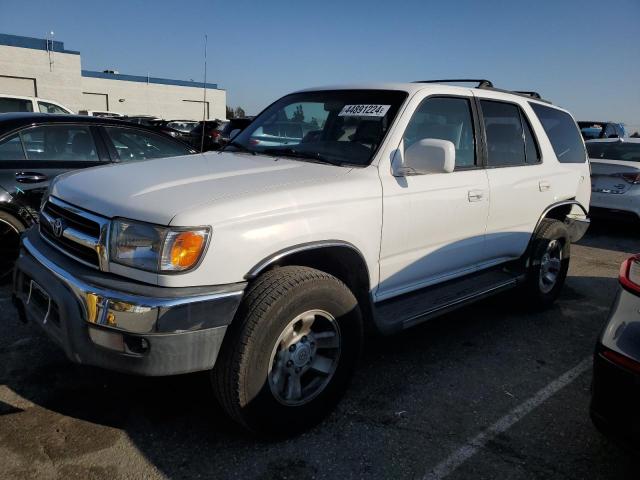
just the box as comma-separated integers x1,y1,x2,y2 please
373,266,525,334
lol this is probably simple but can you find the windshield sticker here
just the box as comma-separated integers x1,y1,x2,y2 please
338,104,391,117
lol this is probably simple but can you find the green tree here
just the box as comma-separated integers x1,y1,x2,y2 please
235,107,246,118
226,106,235,119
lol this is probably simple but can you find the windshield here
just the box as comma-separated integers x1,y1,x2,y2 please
587,141,640,162
226,90,408,166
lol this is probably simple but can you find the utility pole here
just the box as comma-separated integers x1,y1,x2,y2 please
200,34,208,153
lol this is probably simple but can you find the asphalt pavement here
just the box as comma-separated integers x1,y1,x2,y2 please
0,219,638,479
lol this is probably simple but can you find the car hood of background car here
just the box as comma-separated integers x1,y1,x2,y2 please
50,152,352,225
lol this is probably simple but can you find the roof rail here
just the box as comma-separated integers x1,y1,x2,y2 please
413,79,552,104
413,79,494,88
513,91,542,100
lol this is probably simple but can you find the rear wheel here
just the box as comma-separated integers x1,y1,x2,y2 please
213,266,363,436
522,218,570,307
0,211,25,284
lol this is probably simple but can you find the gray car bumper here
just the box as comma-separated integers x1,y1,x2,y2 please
12,228,246,376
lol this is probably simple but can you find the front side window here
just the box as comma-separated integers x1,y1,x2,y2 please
227,90,408,166
403,97,476,168
481,100,527,167
104,127,193,161
0,97,33,113
531,103,586,163
0,134,26,160
20,125,99,161
38,101,71,114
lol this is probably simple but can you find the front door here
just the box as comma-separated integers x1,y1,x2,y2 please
0,124,106,212
377,95,490,301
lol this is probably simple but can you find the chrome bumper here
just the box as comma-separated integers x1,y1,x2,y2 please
13,228,246,376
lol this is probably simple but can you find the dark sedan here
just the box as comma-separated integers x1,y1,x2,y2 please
0,112,196,281
591,253,640,449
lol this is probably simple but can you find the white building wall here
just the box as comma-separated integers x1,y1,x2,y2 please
80,76,226,120
0,45,82,111
0,38,226,120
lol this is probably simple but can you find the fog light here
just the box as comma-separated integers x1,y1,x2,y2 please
89,327,125,352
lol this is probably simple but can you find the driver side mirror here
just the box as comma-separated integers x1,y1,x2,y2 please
397,138,455,176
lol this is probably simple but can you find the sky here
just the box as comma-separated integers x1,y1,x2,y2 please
1,0,638,131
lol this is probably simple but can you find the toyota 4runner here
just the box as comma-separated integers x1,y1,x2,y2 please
12,79,591,435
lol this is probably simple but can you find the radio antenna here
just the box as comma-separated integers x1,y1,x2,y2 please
200,34,208,153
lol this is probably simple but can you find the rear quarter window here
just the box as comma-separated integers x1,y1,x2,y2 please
530,103,586,163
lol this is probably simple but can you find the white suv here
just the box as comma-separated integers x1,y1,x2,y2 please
0,94,74,114
12,79,591,435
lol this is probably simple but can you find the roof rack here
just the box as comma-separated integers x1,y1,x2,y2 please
413,79,494,88
413,79,552,104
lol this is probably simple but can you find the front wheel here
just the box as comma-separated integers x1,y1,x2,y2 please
521,218,570,307
212,266,363,436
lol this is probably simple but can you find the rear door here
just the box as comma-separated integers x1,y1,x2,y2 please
0,124,107,211
476,96,554,264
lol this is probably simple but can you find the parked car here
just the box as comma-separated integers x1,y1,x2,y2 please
121,115,161,126
12,80,590,435
591,253,640,450
0,94,73,114
149,119,199,145
188,119,224,150
587,138,640,221
218,117,254,147
0,113,196,281
78,110,124,118
578,121,625,140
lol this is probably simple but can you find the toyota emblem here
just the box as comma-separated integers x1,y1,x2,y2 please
52,218,65,238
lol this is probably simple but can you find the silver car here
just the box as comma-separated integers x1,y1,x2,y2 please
587,138,640,221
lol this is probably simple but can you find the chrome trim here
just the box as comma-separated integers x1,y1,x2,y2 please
22,236,245,334
40,196,111,271
246,240,368,279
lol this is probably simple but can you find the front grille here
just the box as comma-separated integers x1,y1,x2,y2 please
39,197,108,269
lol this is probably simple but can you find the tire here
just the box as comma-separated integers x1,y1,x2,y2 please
521,218,570,308
0,210,26,284
212,266,363,436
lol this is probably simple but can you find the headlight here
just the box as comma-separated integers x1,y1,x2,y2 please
110,219,209,273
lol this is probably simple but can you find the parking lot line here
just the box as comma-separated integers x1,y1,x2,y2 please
422,356,592,480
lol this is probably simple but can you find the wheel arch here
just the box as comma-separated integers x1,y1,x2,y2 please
245,241,375,332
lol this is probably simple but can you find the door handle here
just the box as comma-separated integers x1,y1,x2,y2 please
15,172,48,183
539,180,551,192
467,190,485,202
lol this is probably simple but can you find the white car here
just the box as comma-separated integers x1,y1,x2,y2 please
0,94,74,114
78,110,124,118
12,79,591,435
587,138,640,221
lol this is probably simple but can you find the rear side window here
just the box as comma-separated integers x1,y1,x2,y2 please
530,103,586,163
0,97,33,113
480,100,526,167
586,142,640,162
104,127,192,161
0,134,26,160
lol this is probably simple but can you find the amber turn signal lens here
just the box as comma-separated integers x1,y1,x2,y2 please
170,231,205,268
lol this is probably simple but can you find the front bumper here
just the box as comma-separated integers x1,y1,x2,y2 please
12,228,246,376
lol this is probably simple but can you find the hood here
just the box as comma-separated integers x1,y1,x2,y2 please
51,152,351,225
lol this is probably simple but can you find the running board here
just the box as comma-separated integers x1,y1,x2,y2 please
373,267,524,334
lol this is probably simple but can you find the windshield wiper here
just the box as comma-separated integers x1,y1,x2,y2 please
265,148,345,166
222,141,256,155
